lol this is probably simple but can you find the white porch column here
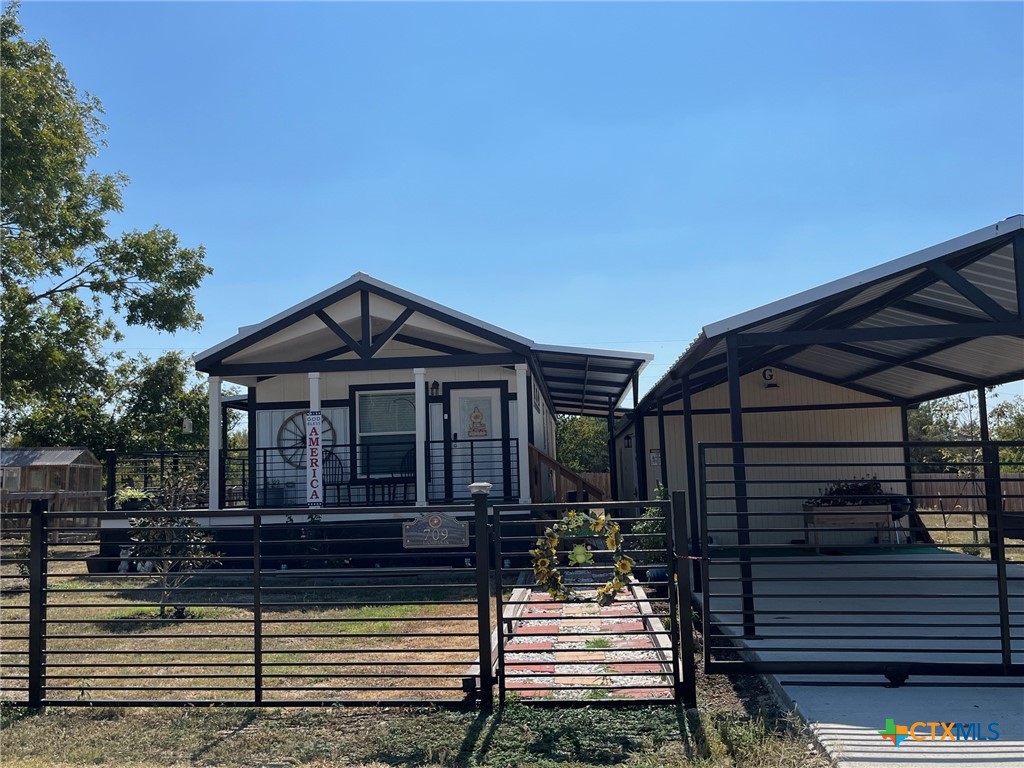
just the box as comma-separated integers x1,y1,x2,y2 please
208,376,222,511
414,367,427,506
308,371,321,411
515,363,531,503
307,372,322,508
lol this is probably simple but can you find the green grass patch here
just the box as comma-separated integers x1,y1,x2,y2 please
584,637,612,650
0,703,829,768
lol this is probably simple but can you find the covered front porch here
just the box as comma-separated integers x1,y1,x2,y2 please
194,273,649,511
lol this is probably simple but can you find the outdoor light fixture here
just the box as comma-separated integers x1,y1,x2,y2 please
624,434,633,448
182,417,193,434
430,381,440,397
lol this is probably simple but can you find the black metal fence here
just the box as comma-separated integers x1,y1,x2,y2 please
0,493,695,708
490,495,695,706
697,441,1023,681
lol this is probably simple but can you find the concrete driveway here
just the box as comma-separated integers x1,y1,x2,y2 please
698,551,1024,766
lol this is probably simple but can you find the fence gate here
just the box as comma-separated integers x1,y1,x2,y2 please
490,496,696,705
698,441,1023,682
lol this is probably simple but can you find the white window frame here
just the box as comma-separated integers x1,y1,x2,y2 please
356,389,416,477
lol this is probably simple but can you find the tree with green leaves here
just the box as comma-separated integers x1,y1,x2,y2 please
555,415,610,473
1,4,211,440
9,351,212,457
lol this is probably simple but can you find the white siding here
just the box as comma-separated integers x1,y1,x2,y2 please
256,366,517,404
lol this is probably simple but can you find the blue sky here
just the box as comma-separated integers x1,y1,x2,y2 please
19,1,1024,399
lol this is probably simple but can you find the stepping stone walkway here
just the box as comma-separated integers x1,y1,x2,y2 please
502,578,675,701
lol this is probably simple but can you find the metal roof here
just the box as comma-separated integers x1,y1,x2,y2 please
644,215,1024,410
194,273,651,417
1,448,100,467
532,344,652,417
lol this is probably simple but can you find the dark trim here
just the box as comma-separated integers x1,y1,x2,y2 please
830,342,988,386
439,380,511,500
681,380,700,591
540,360,638,375
690,238,1012,392
1014,230,1024,320
828,336,986,382
927,262,1015,322
247,387,257,508
366,283,532,355
907,367,1024,406
607,397,618,500
368,308,415,357
894,299,988,325
360,291,371,350
664,400,901,416
315,309,366,359
348,382,416,482
208,353,526,376
250,399,350,412
528,354,559,418
738,294,851,374
526,374,535,447
194,283,361,368
735,320,1024,346
726,334,755,636
305,344,352,363
657,398,668,489
772,362,905,403
392,333,475,357
633,373,646,498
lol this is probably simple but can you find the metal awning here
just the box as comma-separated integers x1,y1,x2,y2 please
645,215,1024,409
532,344,652,418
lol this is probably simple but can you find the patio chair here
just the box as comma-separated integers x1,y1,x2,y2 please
391,448,415,502
323,448,350,506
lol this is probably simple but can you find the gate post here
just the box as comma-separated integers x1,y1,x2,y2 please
105,450,117,510
471,482,494,709
670,492,697,708
253,512,263,704
28,498,48,709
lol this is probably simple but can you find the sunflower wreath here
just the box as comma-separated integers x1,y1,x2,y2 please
530,509,635,607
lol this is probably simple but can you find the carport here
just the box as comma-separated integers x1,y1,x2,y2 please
623,215,1024,681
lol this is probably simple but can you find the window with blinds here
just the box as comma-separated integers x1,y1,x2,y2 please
357,391,416,475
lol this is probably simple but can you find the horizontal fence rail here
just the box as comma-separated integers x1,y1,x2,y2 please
697,440,1023,681
0,499,504,707
0,494,694,708
491,498,695,706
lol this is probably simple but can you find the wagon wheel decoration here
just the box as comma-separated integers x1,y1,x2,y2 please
276,412,336,468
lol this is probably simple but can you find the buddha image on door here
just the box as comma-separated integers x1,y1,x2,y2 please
451,391,502,497
462,399,491,438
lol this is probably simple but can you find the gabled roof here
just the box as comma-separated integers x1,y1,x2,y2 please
195,273,651,416
1,448,100,467
643,215,1024,410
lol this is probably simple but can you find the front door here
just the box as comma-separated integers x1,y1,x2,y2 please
449,388,504,498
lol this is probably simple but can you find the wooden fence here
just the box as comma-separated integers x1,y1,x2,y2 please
911,473,1024,513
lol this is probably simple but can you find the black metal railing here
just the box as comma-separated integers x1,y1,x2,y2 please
697,440,1023,680
0,497,502,707
104,437,523,510
427,438,518,503
0,494,696,708
490,496,695,706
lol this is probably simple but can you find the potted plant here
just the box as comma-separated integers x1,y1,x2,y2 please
115,487,152,511
802,476,895,548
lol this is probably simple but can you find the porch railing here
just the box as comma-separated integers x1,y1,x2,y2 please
528,445,606,503
104,438,524,509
